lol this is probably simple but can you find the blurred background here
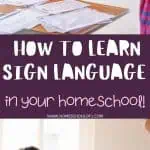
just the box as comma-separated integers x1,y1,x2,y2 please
0,119,149,150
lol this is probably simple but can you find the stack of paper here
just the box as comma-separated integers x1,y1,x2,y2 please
0,0,115,34
0,9,46,34
40,8,114,33
35,0,89,14
5,0,47,6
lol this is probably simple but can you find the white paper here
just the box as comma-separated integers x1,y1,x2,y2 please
0,9,46,34
35,0,89,14
41,24,65,33
0,0,6,4
40,8,114,33
5,0,47,6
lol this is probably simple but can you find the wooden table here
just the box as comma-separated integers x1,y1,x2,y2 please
0,0,129,34
0,4,19,13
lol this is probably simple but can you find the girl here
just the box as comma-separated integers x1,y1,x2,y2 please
20,146,39,150
140,0,150,34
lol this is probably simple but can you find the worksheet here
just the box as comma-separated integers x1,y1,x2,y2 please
5,0,47,6
0,9,46,34
40,8,114,33
35,0,89,14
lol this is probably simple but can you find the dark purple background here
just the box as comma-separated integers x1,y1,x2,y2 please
0,35,149,118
